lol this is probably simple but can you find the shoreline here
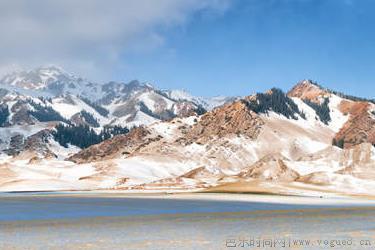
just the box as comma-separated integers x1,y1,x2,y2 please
2,190,375,206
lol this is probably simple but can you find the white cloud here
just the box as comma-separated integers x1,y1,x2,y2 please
0,0,230,80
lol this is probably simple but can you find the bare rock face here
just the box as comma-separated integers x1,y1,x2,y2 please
3,129,57,158
3,134,25,155
172,101,202,118
68,127,160,163
287,80,329,103
23,129,56,157
238,155,300,182
185,100,264,144
10,100,36,125
334,101,375,148
70,113,87,127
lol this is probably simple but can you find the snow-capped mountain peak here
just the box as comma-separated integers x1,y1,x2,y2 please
0,66,106,101
0,66,235,133
163,89,237,110
1,66,68,90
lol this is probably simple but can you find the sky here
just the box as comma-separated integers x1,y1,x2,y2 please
0,0,374,98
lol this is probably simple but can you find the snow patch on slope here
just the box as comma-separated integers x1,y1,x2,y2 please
126,111,159,128
50,95,109,126
328,95,349,132
51,97,82,119
291,97,320,125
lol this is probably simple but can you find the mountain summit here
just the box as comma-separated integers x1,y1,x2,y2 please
0,66,104,99
287,79,329,102
1,66,67,90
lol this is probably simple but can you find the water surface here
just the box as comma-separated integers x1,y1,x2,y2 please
1,193,375,249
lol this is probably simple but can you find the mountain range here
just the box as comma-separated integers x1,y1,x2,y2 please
0,66,374,196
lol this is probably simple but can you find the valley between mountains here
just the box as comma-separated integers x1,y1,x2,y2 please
0,66,374,196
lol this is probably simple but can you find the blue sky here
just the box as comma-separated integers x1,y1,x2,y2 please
0,0,374,98
121,0,375,98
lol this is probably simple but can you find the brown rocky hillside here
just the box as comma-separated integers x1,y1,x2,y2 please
287,80,330,103
185,100,264,144
334,101,375,148
68,127,159,163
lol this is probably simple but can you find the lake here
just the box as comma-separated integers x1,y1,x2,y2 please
1,192,375,249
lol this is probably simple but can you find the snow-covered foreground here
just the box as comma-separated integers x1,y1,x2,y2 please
1,111,375,197
1,153,375,198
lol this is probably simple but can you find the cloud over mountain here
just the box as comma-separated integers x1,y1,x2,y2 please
0,0,230,79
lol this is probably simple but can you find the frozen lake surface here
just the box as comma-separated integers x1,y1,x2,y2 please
1,192,375,249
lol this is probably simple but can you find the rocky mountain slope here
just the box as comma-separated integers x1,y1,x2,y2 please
0,76,374,196
288,80,375,148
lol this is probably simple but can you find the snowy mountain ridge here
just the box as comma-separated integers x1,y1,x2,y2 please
0,72,375,196
163,89,238,111
0,66,105,100
0,66,233,110
0,66,236,131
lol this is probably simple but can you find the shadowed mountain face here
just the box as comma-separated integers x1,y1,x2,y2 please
0,69,374,195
